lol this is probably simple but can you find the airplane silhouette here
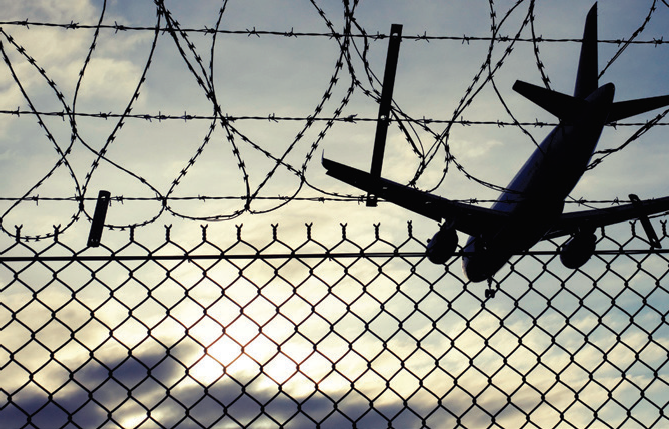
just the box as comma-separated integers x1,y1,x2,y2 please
323,3,669,285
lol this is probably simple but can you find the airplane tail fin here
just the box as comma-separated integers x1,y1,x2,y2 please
570,2,669,122
574,3,599,99
511,3,600,120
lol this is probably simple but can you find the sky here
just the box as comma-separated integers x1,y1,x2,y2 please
1,0,669,427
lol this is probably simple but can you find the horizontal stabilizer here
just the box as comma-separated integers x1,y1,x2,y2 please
513,80,588,121
608,94,669,123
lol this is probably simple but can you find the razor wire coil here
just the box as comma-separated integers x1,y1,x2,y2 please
1,0,669,240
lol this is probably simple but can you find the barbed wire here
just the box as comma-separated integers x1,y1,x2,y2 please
3,108,669,127
1,0,668,240
0,194,667,207
1,18,668,46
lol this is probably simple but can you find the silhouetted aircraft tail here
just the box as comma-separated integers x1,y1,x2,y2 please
511,3,597,121
512,2,669,124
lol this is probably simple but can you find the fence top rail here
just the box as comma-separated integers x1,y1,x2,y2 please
0,248,667,263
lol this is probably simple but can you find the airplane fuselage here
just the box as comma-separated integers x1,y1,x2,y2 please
462,83,615,282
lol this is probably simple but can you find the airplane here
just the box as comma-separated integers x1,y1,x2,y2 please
322,3,669,289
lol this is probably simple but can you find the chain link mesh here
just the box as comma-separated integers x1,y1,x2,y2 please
0,221,667,428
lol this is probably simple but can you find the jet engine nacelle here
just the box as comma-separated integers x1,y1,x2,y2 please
560,232,597,269
426,226,458,264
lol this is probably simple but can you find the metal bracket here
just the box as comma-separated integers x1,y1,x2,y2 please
87,190,111,247
366,23,403,207
629,194,662,249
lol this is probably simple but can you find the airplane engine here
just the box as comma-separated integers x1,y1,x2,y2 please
560,232,597,269
426,226,458,264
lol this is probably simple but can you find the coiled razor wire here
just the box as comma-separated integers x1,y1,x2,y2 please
0,0,668,240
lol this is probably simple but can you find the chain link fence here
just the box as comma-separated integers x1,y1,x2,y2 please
1,220,668,428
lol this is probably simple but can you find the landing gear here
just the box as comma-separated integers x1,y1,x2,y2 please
484,278,498,299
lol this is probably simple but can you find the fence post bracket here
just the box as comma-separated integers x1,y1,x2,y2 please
367,23,403,207
87,190,111,247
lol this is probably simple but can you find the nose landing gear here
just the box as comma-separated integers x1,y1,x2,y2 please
484,278,498,299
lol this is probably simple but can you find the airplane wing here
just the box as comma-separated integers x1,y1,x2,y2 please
544,196,669,240
322,157,510,237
